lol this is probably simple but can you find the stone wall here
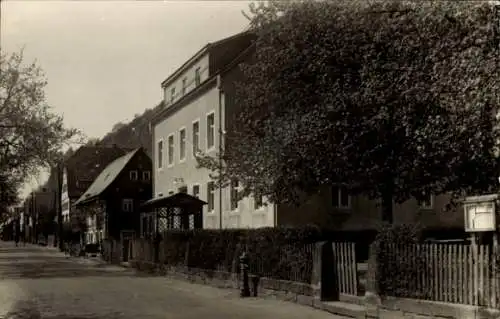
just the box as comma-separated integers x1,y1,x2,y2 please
129,260,316,307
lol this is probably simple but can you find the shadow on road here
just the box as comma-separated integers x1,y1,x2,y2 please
3,299,125,319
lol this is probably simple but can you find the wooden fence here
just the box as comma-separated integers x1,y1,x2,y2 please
383,243,499,309
333,242,358,296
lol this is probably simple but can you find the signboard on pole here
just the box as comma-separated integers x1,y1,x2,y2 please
463,194,498,232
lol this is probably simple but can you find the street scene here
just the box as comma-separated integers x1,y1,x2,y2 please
1,1,500,318
0,241,342,319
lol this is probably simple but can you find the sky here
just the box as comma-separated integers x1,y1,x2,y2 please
1,0,252,198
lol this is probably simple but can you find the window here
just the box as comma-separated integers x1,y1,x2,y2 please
122,199,134,212
168,190,174,195
170,87,176,103
195,67,201,86
192,185,200,198
418,193,434,209
142,171,151,181
207,182,215,212
192,121,200,154
254,193,263,210
129,170,138,181
182,77,187,95
207,112,215,150
230,180,239,211
157,140,163,169
178,186,188,194
179,128,186,161
167,134,174,166
332,186,350,208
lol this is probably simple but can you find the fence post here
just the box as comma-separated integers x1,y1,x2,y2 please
364,243,381,318
311,241,338,305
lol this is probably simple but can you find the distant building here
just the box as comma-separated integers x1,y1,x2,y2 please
74,148,152,243
61,145,131,236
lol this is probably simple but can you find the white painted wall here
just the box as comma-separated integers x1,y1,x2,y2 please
154,65,275,228
163,54,210,108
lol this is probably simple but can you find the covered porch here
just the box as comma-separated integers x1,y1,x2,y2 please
140,192,206,238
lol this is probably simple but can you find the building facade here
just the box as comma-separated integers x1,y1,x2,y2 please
60,145,131,238
74,148,152,243
152,31,276,230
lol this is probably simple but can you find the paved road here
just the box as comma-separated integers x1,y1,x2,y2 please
0,241,344,319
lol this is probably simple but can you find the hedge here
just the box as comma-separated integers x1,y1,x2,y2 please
141,225,329,283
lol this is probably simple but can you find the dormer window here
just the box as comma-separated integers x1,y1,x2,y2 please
195,67,201,86
129,170,138,181
170,87,176,103
182,77,187,95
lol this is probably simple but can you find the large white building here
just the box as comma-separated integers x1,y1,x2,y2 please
151,31,276,229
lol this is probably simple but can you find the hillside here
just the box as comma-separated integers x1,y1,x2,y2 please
98,101,164,157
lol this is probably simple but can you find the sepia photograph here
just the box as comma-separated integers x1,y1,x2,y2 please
0,0,499,318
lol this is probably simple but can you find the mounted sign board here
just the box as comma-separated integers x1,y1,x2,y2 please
463,194,498,232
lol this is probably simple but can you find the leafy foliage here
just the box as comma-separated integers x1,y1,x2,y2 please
0,50,79,210
146,226,323,283
372,223,425,298
99,103,161,157
198,1,500,221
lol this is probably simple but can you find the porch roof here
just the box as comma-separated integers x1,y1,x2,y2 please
140,193,207,211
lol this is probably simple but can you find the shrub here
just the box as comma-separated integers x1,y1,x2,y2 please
372,223,427,298
138,225,324,283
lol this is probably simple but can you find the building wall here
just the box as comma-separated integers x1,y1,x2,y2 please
154,74,275,229
162,54,210,109
155,81,221,228
61,169,70,224
277,187,463,233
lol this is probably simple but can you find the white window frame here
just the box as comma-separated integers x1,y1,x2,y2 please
230,180,239,212
129,170,138,181
195,67,201,86
179,127,186,162
206,111,216,152
170,87,176,103
122,199,134,212
418,194,434,210
167,133,175,167
254,193,264,211
192,119,200,155
207,181,215,213
333,186,351,209
192,183,200,199
182,77,187,95
157,139,164,170
142,171,151,181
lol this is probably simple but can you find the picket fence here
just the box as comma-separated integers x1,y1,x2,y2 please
333,242,359,296
384,243,499,309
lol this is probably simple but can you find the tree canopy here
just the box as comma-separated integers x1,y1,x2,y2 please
0,50,79,211
197,0,500,222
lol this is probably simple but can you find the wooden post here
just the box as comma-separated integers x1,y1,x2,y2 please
492,232,498,309
472,233,479,306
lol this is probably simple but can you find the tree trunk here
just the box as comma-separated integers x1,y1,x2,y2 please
381,191,393,224
381,177,394,224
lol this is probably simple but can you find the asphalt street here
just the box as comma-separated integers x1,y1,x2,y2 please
0,241,344,319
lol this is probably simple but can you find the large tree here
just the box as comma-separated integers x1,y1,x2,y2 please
197,0,500,222
0,50,79,213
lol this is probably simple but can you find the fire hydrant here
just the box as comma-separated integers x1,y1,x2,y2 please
239,251,250,297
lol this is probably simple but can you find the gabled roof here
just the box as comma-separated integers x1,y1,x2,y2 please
65,145,132,199
74,148,141,206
